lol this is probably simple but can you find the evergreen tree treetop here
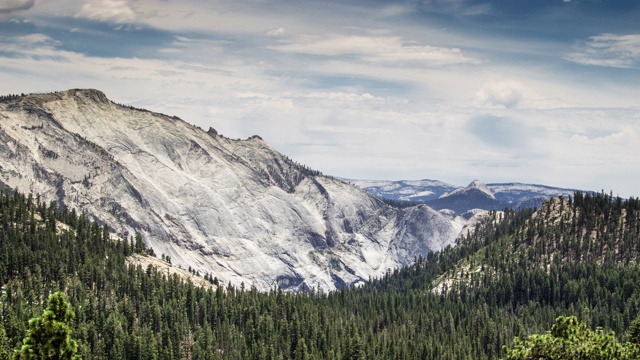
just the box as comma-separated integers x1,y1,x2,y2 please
12,291,81,360
503,316,640,360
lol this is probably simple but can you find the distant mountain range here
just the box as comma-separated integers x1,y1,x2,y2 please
349,179,580,215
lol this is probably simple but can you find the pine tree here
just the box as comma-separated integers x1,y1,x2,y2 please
503,316,640,360
343,327,364,360
0,321,9,360
293,337,309,360
12,291,81,360
628,315,640,345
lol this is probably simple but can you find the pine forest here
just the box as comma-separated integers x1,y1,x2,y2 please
1,188,640,359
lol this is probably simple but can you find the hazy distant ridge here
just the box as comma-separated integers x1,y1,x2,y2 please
350,179,580,214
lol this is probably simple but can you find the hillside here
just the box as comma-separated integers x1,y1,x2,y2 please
2,187,640,359
370,192,640,357
0,89,460,291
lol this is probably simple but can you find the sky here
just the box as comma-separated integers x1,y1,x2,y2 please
1,0,639,197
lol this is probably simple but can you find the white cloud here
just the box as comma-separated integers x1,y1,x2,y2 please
265,27,285,37
76,0,136,24
565,33,640,69
129,1,320,35
157,48,181,54
270,34,480,67
473,80,524,109
15,33,58,45
0,0,34,13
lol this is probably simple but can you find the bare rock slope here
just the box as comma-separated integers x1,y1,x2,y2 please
0,89,459,291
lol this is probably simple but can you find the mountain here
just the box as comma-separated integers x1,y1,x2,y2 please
0,89,460,292
346,179,457,203
350,178,579,214
427,180,498,214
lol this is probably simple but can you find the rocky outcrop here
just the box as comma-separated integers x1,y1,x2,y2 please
0,89,460,291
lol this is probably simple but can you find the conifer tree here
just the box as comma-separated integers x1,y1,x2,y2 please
343,327,365,360
628,316,640,345
503,316,640,360
0,322,8,360
12,291,80,360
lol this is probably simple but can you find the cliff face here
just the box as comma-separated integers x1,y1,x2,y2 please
0,89,460,291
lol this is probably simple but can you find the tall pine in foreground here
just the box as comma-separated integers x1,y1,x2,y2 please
12,291,80,360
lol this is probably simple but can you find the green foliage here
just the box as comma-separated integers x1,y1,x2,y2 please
503,316,640,360
628,316,640,345
0,321,9,360
0,188,640,359
12,291,80,360
343,327,365,360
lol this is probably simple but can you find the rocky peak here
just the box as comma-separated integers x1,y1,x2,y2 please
439,179,496,200
465,180,496,200
65,88,109,102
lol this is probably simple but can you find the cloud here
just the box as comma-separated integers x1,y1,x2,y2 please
565,33,640,69
76,0,136,24
421,0,491,16
270,34,480,67
467,115,530,148
473,81,524,108
1,34,61,57
0,34,81,63
265,27,285,37
15,33,58,45
0,0,34,13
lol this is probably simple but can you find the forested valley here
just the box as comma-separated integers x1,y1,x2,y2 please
1,188,640,359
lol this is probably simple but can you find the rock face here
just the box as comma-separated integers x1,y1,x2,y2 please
0,89,460,291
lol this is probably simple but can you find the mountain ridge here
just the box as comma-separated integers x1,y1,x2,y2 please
350,178,580,214
0,88,460,292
